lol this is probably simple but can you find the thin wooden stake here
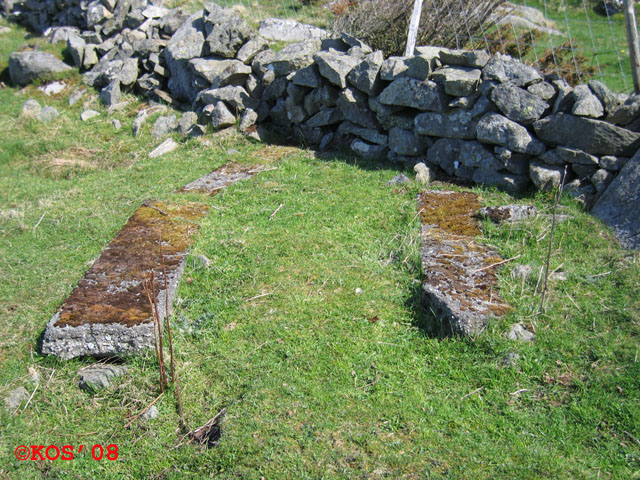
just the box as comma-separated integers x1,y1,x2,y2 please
405,0,424,56
624,0,640,93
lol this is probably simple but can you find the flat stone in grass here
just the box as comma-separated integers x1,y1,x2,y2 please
41,201,208,359
419,191,510,336
78,364,127,391
179,163,263,195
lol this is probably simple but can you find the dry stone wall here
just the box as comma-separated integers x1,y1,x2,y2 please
4,0,640,204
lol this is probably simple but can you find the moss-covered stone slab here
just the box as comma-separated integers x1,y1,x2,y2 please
419,191,509,336
179,163,262,194
42,201,207,359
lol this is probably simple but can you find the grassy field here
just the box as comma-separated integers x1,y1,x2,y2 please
1,10,640,480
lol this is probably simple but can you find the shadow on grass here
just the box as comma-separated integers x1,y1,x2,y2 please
404,262,453,339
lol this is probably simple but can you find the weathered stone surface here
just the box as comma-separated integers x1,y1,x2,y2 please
477,204,538,223
9,51,71,86
4,387,29,412
81,109,100,121
336,87,378,130
149,138,179,158
472,168,530,193
482,53,542,86
99,80,121,107
490,83,548,125
205,10,253,58
292,64,321,88
189,58,251,88
591,152,640,249
78,364,127,392
553,146,599,166
419,191,509,336
197,85,255,112
181,163,261,194
439,48,490,68
239,108,258,131
67,33,86,68
507,323,535,341
389,127,430,156
431,67,481,97
151,114,177,139
529,159,565,191
306,108,343,128
21,99,41,118
414,95,493,140
588,79,621,115
533,113,640,156
178,111,198,135
378,78,448,111
210,101,236,129
590,168,614,192
607,94,640,125
314,50,360,88
427,138,503,175
164,11,205,101
527,81,556,101
600,155,628,171
571,84,604,118
267,40,322,77
347,50,384,95
412,162,433,184
386,173,411,185
142,405,160,421
236,35,269,64
42,201,207,358
258,18,327,42
338,121,388,145
477,113,545,154
380,55,431,81
350,139,387,161
37,106,59,123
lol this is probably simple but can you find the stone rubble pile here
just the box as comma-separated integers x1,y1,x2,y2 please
4,0,640,206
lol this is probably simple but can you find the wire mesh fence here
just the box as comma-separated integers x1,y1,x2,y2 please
211,0,634,93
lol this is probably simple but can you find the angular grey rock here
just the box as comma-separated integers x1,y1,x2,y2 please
189,58,251,88
477,204,538,223
551,79,574,114
386,173,411,185
449,93,481,110
9,51,71,86
414,162,434,184
314,50,360,88
571,84,604,118
151,114,177,139
85,2,111,27
507,323,535,342
428,138,503,175
78,365,127,392
81,109,100,121
588,79,621,114
482,53,542,86
490,83,549,125
472,168,531,193
239,108,258,131
533,113,640,156
477,113,545,154
164,12,205,101
111,119,121,131
553,146,599,166
377,112,415,131
142,5,169,19
380,55,431,81
389,127,430,156
205,10,253,58
37,106,59,123
251,49,276,76
197,85,255,112
378,78,448,111
338,122,388,145
149,138,179,158
21,99,41,118
263,76,287,101
527,81,556,101
600,155,628,171
439,48,490,68
431,66,481,97
529,159,565,191
68,87,86,106
267,39,322,77
565,179,597,204
590,168,614,192
572,162,598,179
336,87,378,129
118,57,139,88
607,94,640,126
291,65,321,88
347,50,384,95
414,96,493,140
591,151,640,249
210,101,236,129
99,80,121,107
46,26,81,44
511,264,533,281
178,111,198,135
4,387,29,412
236,36,269,64
350,139,388,161
67,33,86,68
258,18,327,42
306,108,343,128
142,405,160,421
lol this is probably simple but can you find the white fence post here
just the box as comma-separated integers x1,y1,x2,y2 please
405,0,424,56
624,0,640,93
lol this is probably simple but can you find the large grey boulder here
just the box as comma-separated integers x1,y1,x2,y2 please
267,40,322,77
571,84,604,118
428,138,503,175
477,113,545,154
197,85,256,112
414,95,493,139
389,127,430,156
483,53,542,86
336,87,378,130
431,66,481,97
67,33,86,68
204,7,253,58
9,51,71,86
379,55,431,81
439,48,490,68
534,113,640,156
258,18,327,42
189,58,251,88
210,101,236,129
490,83,549,125
314,50,360,89
347,50,384,96
591,151,640,249
378,78,448,111
529,160,566,191
164,11,205,101
472,168,530,193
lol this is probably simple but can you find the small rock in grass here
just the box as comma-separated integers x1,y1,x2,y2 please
511,265,533,281
413,162,433,184
21,99,41,118
355,288,363,295
149,138,179,158
4,387,29,412
477,205,537,223
502,352,521,368
141,405,159,421
111,119,121,131
37,106,59,123
78,364,127,392
195,254,211,268
38,81,65,96
152,115,178,139
506,323,535,342
68,87,86,106
386,173,411,186
81,109,100,121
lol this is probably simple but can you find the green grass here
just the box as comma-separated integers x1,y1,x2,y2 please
1,16,640,480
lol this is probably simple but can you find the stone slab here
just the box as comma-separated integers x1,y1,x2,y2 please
179,163,263,194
